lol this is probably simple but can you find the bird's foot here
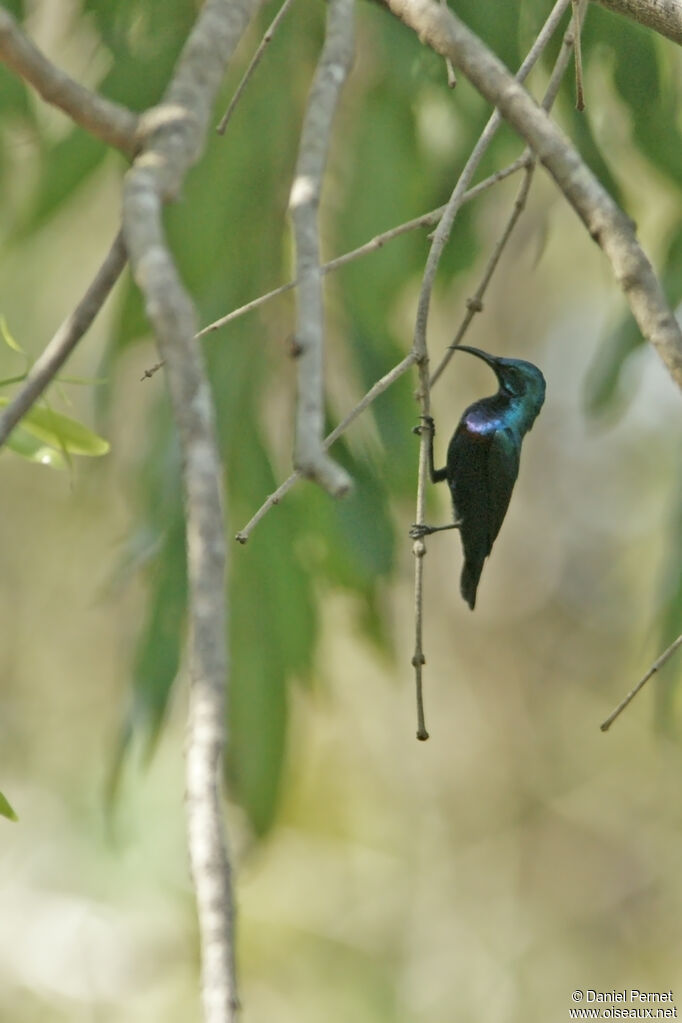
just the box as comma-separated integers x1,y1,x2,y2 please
409,523,431,539
412,414,435,437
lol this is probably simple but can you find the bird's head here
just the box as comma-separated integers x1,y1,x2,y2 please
455,345,546,425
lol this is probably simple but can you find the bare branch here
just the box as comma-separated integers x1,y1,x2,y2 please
229,162,532,541
429,5,582,387
383,0,682,388
594,0,682,45
601,633,682,731
122,1,264,1020
0,230,127,451
217,0,294,135
139,154,528,382
235,351,417,543
0,9,138,157
413,0,570,374
410,384,431,742
289,0,354,497
430,168,535,388
194,155,527,340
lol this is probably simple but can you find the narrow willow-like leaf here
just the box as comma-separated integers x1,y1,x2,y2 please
0,398,110,456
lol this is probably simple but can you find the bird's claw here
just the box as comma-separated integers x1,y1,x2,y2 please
409,523,430,539
412,414,435,437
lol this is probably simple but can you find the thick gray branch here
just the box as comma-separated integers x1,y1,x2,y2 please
594,0,682,45
289,0,354,496
0,9,138,156
122,1,263,1020
384,0,682,388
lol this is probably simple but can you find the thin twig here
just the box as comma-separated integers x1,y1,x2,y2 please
572,0,586,110
0,230,127,450
412,557,429,738
140,154,528,381
217,0,294,134
198,155,527,335
384,0,682,387
411,356,432,741
439,0,456,86
430,166,535,388
0,9,138,156
600,634,682,732
228,155,536,543
429,6,582,388
412,0,571,374
289,0,354,496
235,351,417,543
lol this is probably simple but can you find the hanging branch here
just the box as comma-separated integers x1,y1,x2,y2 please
288,0,355,497
600,634,682,731
0,231,127,450
0,9,138,156
122,1,264,1020
2,0,269,1017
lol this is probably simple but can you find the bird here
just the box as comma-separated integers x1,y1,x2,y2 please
410,345,546,610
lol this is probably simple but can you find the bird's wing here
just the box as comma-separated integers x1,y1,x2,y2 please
448,423,520,556
484,427,520,549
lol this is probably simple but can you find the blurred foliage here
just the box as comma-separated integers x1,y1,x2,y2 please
0,0,680,839
0,790,18,822
0,396,110,459
0,317,110,465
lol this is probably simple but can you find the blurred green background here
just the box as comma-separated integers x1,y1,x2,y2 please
1,0,682,1019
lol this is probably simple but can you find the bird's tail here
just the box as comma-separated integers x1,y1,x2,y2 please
460,557,485,610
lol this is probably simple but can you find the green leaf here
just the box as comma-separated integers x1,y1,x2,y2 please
0,374,28,389
565,104,624,210
2,1,25,18
228,560,288,837
0,791,18,822
0,398,110,456
583,316,643,419
108,511,187,802
5,425,68,469
0,315,27,356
